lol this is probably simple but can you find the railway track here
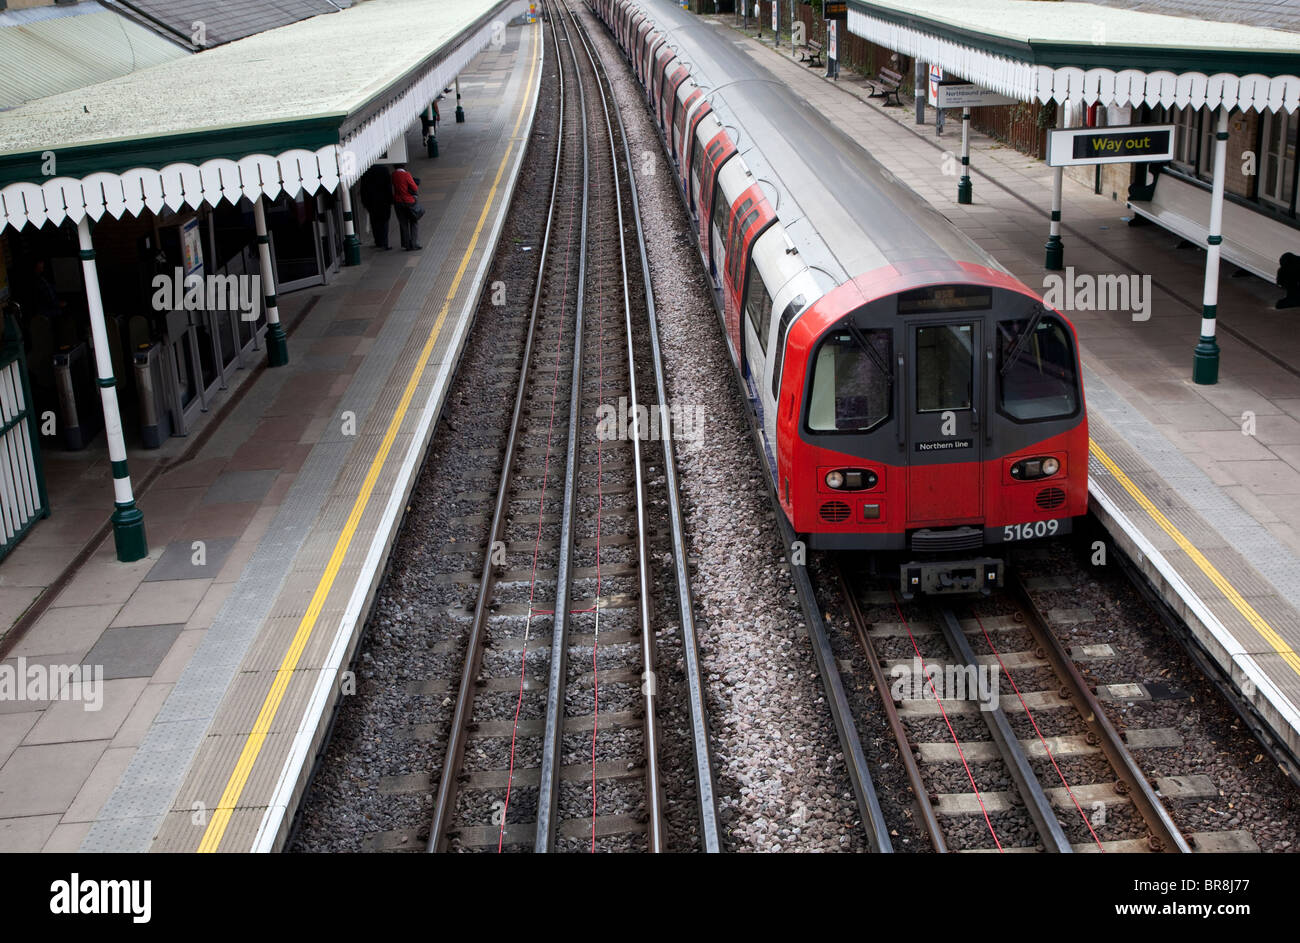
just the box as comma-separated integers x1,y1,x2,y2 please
836,564,1191,853
426,0,719,853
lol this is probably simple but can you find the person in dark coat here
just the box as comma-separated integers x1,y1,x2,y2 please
358,164,393,250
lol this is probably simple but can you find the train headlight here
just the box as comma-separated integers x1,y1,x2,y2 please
824,468,879,490
1010,456,1061,480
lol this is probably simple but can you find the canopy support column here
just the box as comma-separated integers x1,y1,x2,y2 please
915,60,926,124
1044,104,1065,271
340,182,361,267
76,218,147,563
253,197,289,367
958,107,973,204
1193,107,1229,385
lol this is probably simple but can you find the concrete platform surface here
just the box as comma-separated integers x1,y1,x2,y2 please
0,18,542,853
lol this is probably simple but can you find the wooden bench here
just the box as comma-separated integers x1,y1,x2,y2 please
1127,169,1300,306
800,39,823,68
867,67,904,107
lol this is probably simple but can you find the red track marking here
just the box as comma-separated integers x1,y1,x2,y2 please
975,614,1105,851
497,114,584,853
891,591,1004,852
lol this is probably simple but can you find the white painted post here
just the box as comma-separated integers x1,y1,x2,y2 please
915,60,926,125
1193,107,1229,385
1044,104,1065,270
76,217,147,562
253,197,289,366
958,106,972,203
340,181,361,266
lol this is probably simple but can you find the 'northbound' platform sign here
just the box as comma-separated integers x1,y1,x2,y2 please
1047,125,1176,166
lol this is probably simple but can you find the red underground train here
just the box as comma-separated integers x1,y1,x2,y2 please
595,0,1089,597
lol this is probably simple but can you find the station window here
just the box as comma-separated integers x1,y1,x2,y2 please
996,316,1079,421
743,259,773,354
807,329,892,433
1165,106,1200,172
1261,109,1298,209
915,323,973,413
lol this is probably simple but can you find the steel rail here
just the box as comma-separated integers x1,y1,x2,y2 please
533,0,592,852
935,605,1074,852
1006,572,1192,853
573,0,722,852
837,566,947,852
779,522,894,851
427,10,570,852
581,0,892,854
560,0,665,852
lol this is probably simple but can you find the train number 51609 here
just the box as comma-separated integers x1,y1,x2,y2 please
1004,520,1061,542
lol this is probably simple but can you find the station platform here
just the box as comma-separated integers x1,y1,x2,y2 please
0,17,542,852
716,19,1300,770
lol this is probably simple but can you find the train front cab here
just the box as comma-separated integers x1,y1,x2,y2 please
777,274,1089,597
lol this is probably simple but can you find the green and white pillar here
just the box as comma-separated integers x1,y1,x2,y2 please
1044,103,1066,271
76,218,147,563
340,180,361,267
958,106,973,204
915,60,926,124
1193,107,1229,385
253,197,289,367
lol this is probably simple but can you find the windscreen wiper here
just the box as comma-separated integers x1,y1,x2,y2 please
845,321,892,383
999,304,1045,376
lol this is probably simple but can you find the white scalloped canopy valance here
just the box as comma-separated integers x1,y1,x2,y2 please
848,7,1300,113
0,4,504,235
0,146,341,234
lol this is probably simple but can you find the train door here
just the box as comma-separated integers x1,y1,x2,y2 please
906,320,983,524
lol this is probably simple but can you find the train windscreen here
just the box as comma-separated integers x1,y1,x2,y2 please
807,329,892,432
997,316,1079,421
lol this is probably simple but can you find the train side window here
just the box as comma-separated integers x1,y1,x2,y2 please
807,329,892,432
770,296,804,401
916,323,974,412
690,134,705,190
997,316,1079,421
729,203,757,291
710,181,729,243
743,260,773,355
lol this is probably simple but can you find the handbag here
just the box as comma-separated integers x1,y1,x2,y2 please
409,203,425,220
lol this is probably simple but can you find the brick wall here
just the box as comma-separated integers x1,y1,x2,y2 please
1226,109,1259,200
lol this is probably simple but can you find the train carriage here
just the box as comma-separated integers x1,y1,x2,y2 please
594,0,1088,597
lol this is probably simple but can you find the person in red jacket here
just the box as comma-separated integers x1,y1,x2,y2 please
391,163,422,250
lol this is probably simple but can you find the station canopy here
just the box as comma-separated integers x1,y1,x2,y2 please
0,0,514,234
0,1,188,111
847,0,1300,113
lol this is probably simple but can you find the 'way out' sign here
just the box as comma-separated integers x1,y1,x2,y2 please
1047,125,1175,166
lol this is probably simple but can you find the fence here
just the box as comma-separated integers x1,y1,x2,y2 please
0,312,49,562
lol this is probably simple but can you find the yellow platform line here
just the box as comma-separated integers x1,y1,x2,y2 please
197,23,541,853
1090,437,1300,678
